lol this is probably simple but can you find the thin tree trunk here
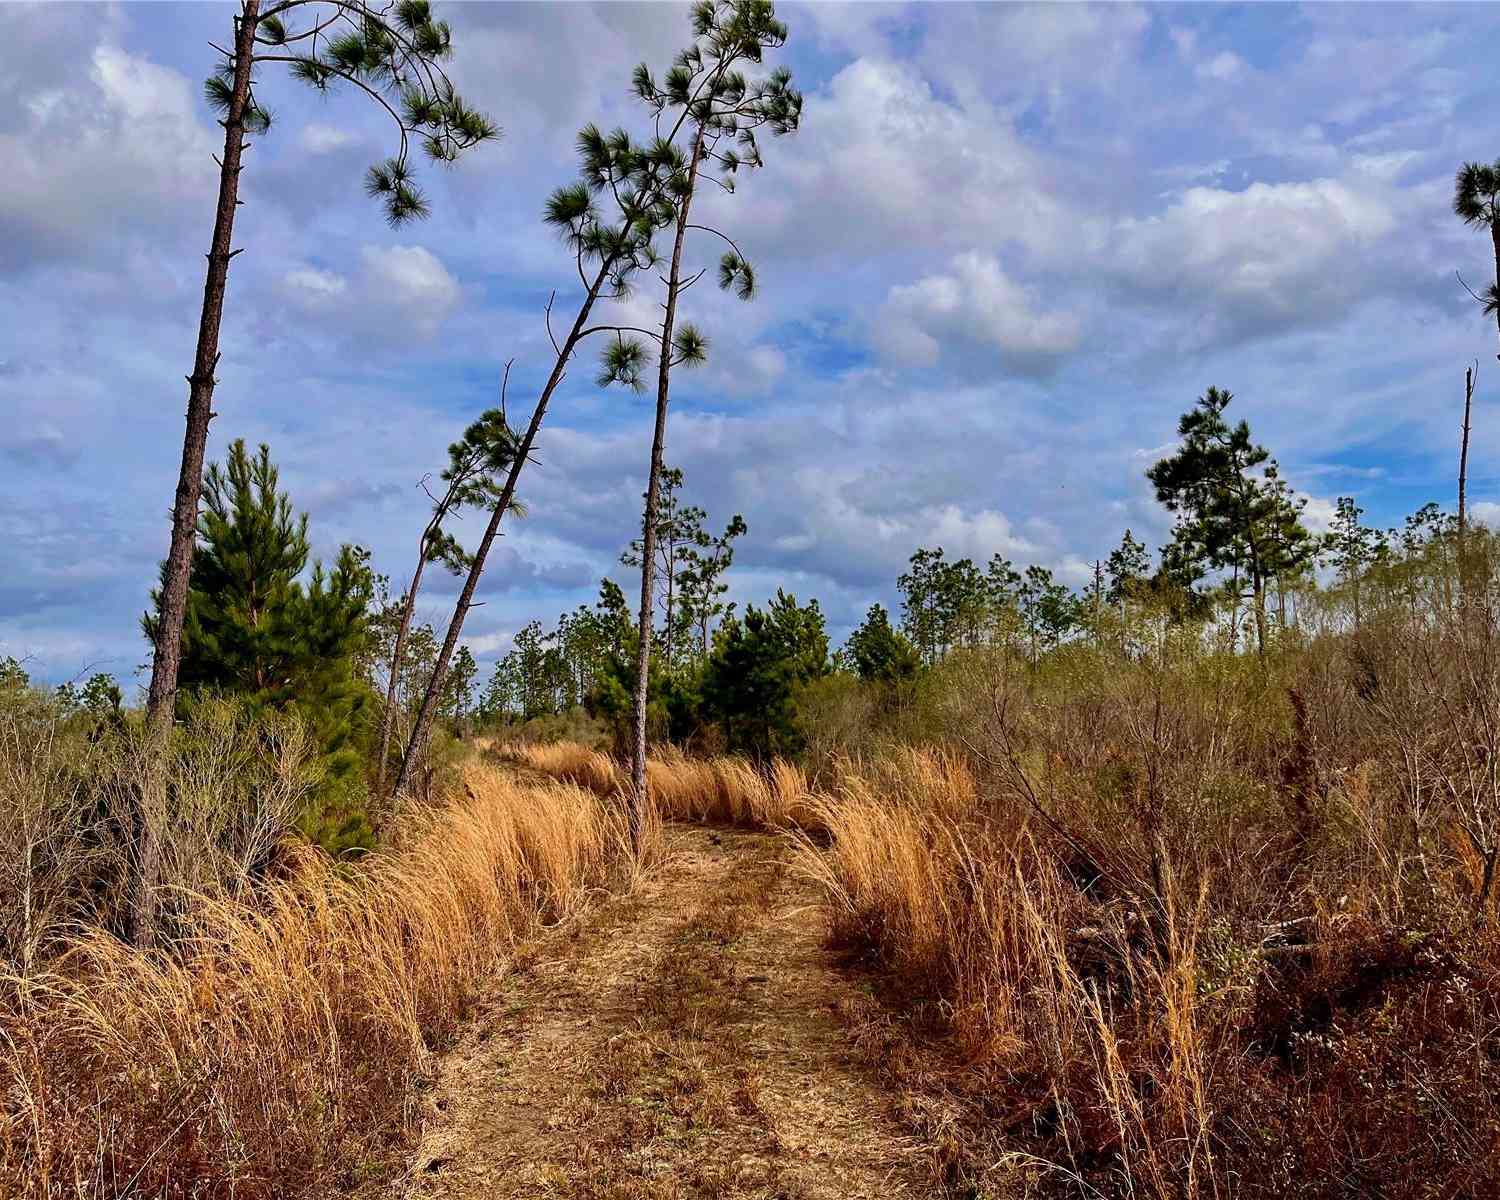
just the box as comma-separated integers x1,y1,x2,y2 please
375,549,430,799
663,537,675,667
132,0,258,949
629,129,705,848
1253,573,1268,658
1491,221,1500,352
392,264,613,799
1459,364,1475,607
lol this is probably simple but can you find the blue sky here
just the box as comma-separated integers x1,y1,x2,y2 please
3,1,1500,689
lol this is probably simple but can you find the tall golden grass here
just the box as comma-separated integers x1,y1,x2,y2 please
786,643,1500,1199
503,740,819,831
0,764,632,1199
790,759,1223,1195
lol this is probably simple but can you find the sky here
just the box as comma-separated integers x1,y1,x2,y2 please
3,1,1500,690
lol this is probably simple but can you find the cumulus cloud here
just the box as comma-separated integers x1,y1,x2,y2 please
1114,177,1397,338
0,43,217,268
1471,501,1500,528
1197,51,1249,83
299,123,357,154
281,245,461,340
724,57,1076,267
875,252,1080,376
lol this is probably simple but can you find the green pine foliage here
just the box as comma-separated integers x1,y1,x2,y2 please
846,603,919,684
701,590,828,760
144,441,377,854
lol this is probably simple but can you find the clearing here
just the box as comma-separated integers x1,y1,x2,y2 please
386,821,926,1199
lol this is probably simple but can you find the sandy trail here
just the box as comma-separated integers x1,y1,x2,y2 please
388,822,926,1199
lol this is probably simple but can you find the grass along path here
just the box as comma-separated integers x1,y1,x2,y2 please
388,822,924,1199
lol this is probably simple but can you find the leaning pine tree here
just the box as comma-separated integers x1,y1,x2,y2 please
390,124,695,799
594,0,802,846
147,0,495,741
375,387,523,799
137,0,493,943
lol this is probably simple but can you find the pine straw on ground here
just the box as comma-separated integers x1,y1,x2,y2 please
388,822,926,1200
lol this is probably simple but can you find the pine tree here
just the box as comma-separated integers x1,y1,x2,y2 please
681,512,747,658
846,604,920,683
442,646,478,727
701,590,826,760
1105,529,1151,637
594,0,802,844
620,466,702,668
147,0,496,743
1147,387,1311,656
1327,497,1379,627
1454,159,1500,352
375,395,522,796
143,441,376,854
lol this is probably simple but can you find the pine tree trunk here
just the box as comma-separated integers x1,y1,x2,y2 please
375,549,430,799
1253,573,1268,658
629,129,704,850
131,0,258,949
392,263,613,800
1459,365,1474,608
1491,221,1500,352
663,537,675,667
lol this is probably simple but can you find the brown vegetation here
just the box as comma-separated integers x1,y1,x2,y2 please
503,741,819,831
516,601,1500,1198
0,758,633,1198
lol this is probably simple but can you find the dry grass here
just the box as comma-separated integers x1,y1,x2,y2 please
790,637,1500,1199
0,763,633,1199
504,741,820,832
490,705,1500,1197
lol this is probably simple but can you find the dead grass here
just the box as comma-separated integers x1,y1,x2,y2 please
504,741,820,832
0,764,634,1199
791,639,1500,1199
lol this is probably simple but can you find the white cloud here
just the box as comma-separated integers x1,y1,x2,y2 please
360,245,460,316
725,58,1076,267
1299,493,1338,536
281,246,460,340
1115,178,1397,333
0,44,217,263
1197,51,1248,83
299,123,357,154
283,266,348,306
1471,501,1500,528
875,252,1080,375
715,344,787,397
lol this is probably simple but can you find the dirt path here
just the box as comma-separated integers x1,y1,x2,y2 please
391,823,926,1200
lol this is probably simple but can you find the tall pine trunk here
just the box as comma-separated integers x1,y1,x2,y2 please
630,130,704,846
132,0,259,948
1491,222,1500,351
375,546,432,800
1252,571,1268,658
662,540,675,667
392,263,614,799
1459,365,1475,609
